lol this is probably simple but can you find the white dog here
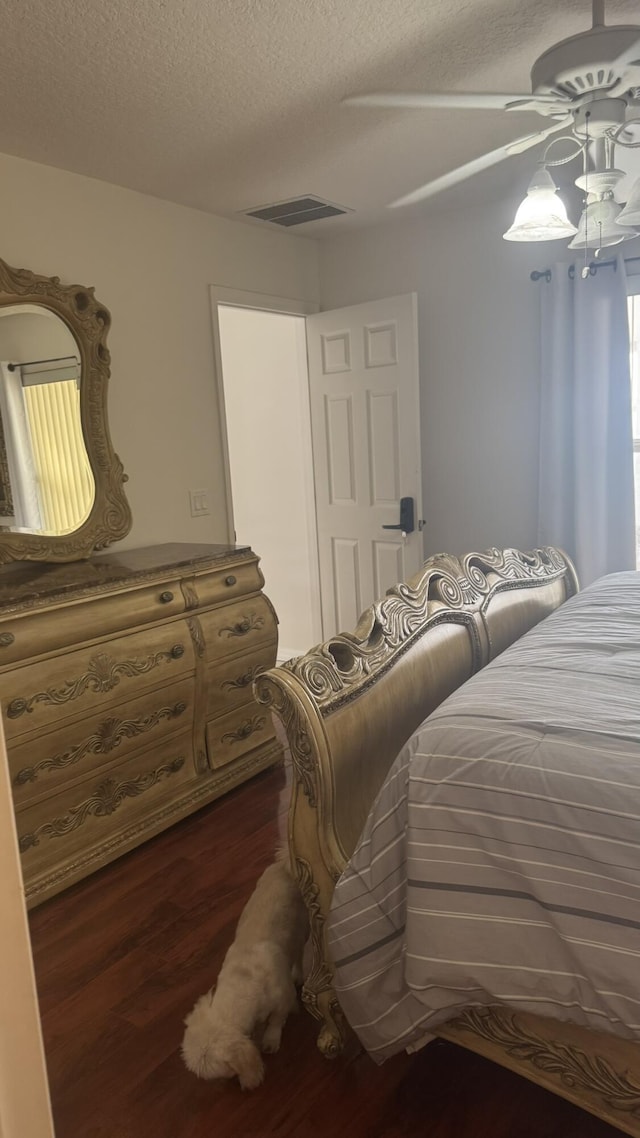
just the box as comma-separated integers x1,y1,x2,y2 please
181,849,309,1090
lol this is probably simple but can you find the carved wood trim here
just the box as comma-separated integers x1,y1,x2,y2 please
295,855,346,1058
13,701,188,786
447,1008,640,1119
254,675,318,805
183,582,200,610
282,547,576,715
18,756,185,851
221,663,265,691
187,617,206,658
0,255,132,562
6,646,186,719
221,715,266,744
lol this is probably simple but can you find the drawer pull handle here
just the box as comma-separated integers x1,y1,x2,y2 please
224,575,237,587
0,632,15,647
219,612,265,638
171,644,185,659
221,665,264,692
159,590,174,604
221,715,266,744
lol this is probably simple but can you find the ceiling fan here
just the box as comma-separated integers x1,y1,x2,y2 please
344,0,640,235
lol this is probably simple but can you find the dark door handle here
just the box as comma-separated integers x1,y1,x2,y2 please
382,496,415,535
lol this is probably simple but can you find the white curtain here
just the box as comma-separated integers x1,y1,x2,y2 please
0,362,43,530
537,257,636,587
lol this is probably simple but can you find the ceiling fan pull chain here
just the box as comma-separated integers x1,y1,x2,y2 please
582,112,592,277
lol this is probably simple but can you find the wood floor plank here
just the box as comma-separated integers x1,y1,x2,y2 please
28,762,623,1138
38,946,164,1051
30,854,197,972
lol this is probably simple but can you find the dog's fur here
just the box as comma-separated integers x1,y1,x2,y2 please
181,848,309,1090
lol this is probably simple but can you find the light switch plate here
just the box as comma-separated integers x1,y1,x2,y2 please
189,489,209,517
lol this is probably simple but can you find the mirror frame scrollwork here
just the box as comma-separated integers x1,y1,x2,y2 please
0,256,131,563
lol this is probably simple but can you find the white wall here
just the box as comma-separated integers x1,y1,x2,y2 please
0,151,319,550
218,306,320,659
0,149,559,567
319,196,547,559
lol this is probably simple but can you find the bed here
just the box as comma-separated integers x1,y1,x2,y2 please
254,547,640,1136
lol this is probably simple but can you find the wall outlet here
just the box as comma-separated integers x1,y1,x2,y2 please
189,489,209,517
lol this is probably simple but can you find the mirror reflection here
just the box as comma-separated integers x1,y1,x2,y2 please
0,305,94,536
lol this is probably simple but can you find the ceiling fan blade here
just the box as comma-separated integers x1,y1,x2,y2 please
389,118,573,209
343,91,567,111
613,33,640,75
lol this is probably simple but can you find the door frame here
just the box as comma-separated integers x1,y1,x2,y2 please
209,286,323,645
0,714,55,1138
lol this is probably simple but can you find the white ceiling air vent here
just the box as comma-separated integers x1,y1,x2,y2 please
242,195,351,226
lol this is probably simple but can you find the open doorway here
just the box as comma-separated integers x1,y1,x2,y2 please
211,293,323,662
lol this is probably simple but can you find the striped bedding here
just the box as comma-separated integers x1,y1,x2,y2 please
326,570,640,1063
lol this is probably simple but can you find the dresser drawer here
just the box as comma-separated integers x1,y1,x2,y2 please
0,578,188,667
15,729,194,876
205,643,277,719
2,620,196,744
10,676,195,807
185,558,265,609
199,595,277,661
205,703,276,769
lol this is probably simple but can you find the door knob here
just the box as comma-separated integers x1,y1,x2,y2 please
382,496,415,535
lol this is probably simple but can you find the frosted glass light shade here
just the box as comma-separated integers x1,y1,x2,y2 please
568,196,636,249
616,177,640,227
503,167,577,242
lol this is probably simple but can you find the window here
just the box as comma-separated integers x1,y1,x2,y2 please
627,291,640,568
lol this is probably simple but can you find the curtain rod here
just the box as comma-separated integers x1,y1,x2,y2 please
7,354,78,372
531,255,640,282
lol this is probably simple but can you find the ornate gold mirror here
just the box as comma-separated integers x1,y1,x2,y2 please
0,257,131,562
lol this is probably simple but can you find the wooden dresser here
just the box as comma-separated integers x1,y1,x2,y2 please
0,542,282,906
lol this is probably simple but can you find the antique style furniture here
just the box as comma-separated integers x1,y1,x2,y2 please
256,548,640,1138
0,254,131,562
3,542,282,906
0,256,282,905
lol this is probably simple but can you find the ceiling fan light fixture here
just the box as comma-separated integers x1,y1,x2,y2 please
503,166,578,242
616,177,640,226
568,194,636,249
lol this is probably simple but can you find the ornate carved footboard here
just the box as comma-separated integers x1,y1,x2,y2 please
254,547,640,1135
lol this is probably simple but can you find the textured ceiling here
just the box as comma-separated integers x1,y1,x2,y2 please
1,0,639,235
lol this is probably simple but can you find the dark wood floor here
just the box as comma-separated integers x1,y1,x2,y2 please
28,759,624,1138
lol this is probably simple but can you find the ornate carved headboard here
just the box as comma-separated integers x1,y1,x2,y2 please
254,548,578,1056
256,547,578,871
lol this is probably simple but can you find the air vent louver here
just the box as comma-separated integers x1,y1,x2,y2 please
243,195,351,226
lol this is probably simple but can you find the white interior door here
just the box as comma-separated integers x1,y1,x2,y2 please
306,293,423,638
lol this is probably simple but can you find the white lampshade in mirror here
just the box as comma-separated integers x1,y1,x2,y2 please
616,176,640,227
503,166,577,242
568,195,637,249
